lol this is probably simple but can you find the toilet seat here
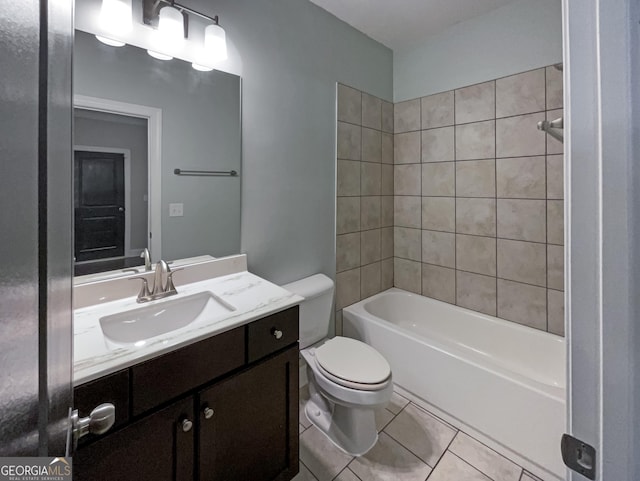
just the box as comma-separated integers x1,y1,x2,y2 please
313,337,391,391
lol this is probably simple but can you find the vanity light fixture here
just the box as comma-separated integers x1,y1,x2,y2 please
147,5,185,60
95,0,133,47
191,18,227,71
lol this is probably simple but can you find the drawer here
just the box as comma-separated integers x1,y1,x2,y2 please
74,369,129,445
247,306,299,363
131,326,245,416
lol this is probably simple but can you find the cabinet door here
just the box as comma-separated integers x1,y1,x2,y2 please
74,397,194,481
198,346,299,481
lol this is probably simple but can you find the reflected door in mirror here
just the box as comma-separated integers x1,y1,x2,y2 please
74,150,125,261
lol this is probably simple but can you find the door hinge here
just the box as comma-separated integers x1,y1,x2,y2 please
561,433,596,480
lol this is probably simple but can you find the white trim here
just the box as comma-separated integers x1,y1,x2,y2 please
74,95,163,261
74,145,135,257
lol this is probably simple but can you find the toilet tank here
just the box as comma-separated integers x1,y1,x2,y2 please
282,274,334,349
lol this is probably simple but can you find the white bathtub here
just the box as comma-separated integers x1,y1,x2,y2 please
343,288,566,481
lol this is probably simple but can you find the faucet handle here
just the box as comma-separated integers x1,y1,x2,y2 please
164,269,183,293
129,276,151,299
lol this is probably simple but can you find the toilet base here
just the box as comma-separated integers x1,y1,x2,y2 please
305,379,379,456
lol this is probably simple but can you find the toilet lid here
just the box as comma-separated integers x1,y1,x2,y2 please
314,337,391,385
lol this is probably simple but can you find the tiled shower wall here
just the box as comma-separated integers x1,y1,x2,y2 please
335,85,394,334
393,66,565,335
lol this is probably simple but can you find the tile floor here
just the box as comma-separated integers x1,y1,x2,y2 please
296,386,544,481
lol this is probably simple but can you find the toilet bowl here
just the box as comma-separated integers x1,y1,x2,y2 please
301,337,393,455
282,274,393,456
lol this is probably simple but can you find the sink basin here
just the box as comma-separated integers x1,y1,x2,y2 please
99,291,235,344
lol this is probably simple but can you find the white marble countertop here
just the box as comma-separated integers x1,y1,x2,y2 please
74,270,303,385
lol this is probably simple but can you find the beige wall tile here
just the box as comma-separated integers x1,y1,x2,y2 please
546,154,564,199
456,198,496,236
422,230,455,268
455,120,496,160
497,199,546,243
394,227,421,261
548,289,565,336
394,131,421,164
382,100,394,133
449,432,522,481
337,197,360,234
361,229,381,265
381,164,394,195
456,159,496,198
456,234,497,276
546,108,564,155
381,227,394,259
421,127,455,163
337,84,361,124
337,121,361,160
381,196,394,227
547,200,564,245
361,196,381,230
362,127,381,163
421,91,454,129
497,279,547,330
422,162,455,196
546,65,564,110
361,162,381,196
381,132,393,164
422,264,456,303
361,262,381,298
422,197,456,232
497,239,546,286
547,244,564,290
381,258,394,289
394,196,421,228
336,268,361,310
496,68,546,117
394,258,421,294
496,112,546,158
336,232,360,273
395,98,421,133
337,159,360,197
455,81,495,124
362,92,382,130
456,271,497,316
395,164,422,195
496,156,546,199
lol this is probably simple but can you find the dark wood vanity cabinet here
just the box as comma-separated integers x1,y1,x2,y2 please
73,306,299,481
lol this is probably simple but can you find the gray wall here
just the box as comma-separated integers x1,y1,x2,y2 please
393,0,563,102
74,31,241,261
74,111,148,251
193,0,394,284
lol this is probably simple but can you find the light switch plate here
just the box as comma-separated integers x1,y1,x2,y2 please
169,203,184,217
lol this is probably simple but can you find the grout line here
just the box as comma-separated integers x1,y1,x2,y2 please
453,90,458,305
494,79,499,317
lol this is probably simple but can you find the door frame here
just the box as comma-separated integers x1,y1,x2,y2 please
564,0,639,479
73,95,163,261
73,146,135,257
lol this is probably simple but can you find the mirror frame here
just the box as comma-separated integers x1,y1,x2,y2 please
74,94,163,262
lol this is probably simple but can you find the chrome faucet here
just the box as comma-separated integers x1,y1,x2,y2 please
140,248,152,271
130,260,181,303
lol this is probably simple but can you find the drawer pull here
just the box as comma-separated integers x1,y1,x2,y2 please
203,407,214,419
181,419,193,432
271,328,283,340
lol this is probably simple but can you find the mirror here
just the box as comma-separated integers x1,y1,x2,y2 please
73,30,241,279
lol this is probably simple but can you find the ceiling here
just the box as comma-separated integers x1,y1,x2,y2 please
309,0,517,52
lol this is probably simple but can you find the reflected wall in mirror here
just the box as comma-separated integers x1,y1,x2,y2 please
73,30,242,279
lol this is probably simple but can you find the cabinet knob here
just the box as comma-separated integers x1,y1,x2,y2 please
181,419,193,432
203,407,214,419
272,328,283,340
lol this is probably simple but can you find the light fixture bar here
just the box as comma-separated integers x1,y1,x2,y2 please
143,0,221,29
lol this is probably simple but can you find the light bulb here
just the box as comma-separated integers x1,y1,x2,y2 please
204,23,227,62
147,6,184,60
98,0,132,37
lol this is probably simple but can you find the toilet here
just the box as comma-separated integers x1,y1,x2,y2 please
283,274,393,456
